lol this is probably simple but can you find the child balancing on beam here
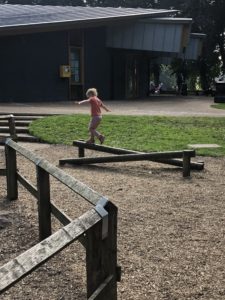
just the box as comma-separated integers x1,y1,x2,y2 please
76,88,111,144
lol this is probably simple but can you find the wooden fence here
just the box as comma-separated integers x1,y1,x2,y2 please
0,114,17,143
0,138,120,299
0,114,17,176
59,140,204,178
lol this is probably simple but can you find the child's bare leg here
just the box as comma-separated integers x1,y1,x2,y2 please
87,117,101,143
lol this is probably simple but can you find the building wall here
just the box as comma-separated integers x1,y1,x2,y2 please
111,50,150,99
0,26,150,102
0,31,69,102
139,54,150,98
111,50,126,99
83,27,111,100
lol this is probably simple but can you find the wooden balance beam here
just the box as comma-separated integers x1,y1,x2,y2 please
59,141,198,177
72,140,204,170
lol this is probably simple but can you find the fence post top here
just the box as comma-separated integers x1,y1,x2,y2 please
95,197,109,240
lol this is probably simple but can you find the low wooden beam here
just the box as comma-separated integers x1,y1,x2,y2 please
17,172,38,199
73,140,203,170
50,202,72,226
0,169,6,176
59,150,195,166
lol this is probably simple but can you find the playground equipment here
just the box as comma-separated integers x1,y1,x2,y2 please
59,140,204,178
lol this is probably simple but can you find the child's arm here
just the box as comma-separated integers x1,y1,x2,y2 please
75,99,90,105
101,103,111,112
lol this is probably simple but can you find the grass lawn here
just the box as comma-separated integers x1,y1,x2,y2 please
29,114,225,156
211,103,225,110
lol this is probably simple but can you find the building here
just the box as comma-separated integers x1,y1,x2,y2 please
0,5,204,102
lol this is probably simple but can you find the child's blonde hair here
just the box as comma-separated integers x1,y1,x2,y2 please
86,88,98,97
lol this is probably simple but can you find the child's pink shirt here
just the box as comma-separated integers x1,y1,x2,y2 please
89,96,102,116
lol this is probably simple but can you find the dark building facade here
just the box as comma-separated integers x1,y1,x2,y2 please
0,5,203,102
0,26,152,102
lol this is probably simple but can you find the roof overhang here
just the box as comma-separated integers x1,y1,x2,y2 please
183,33,206,60
0,5,177,36
106,17,192,54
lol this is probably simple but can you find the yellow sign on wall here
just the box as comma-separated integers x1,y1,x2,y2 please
60,65,71,78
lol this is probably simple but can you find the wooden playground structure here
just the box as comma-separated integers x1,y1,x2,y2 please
0,114,17,144
0,116,205,298
59,140,204,178
0,136,120,299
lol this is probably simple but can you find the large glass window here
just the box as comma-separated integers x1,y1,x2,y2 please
70,47,82,84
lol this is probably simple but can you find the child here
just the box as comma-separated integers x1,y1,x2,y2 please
76,88,111,144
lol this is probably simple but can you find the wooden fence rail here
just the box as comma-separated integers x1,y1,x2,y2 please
0,138,119,299
0,209,101,294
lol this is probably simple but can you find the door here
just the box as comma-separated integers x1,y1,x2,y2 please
126,56,139,99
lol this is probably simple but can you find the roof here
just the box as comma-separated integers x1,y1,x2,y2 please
142,17,192,24
0,4,176,34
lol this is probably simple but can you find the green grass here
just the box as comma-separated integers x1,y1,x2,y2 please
211,103,225,110
29,114,225,156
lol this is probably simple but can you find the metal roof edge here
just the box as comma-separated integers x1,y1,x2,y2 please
190,33,206,39
141,17,192,24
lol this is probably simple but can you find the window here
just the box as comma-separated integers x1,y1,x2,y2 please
70,47,82,84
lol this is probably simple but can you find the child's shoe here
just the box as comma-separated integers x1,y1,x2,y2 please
86,138,95,144
99,135,105,144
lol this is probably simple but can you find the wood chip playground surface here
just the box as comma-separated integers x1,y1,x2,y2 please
0,143,225,300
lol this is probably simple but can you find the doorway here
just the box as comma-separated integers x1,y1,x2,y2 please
126,56,139,99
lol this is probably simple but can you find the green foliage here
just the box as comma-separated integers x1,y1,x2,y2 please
29,114,225,157
211,103,225,110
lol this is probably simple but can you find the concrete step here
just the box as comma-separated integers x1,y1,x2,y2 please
0,120,32,126
0,127,29,133
0,113,48,143
0,116,44,121
0,112,53,117
17,134,41,142
0,133,40,143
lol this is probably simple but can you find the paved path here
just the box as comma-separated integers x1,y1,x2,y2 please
0,95,224,117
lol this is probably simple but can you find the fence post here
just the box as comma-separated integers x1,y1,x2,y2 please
5,144,18,200
36,166,52,240
8,115,17,140
183,150,191,177
86,201,118,300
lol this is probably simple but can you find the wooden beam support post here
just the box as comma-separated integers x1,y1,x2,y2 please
183,150,192,177
36,166,52,240
78,146,85,158
86,201,118,300
5,143,18,200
